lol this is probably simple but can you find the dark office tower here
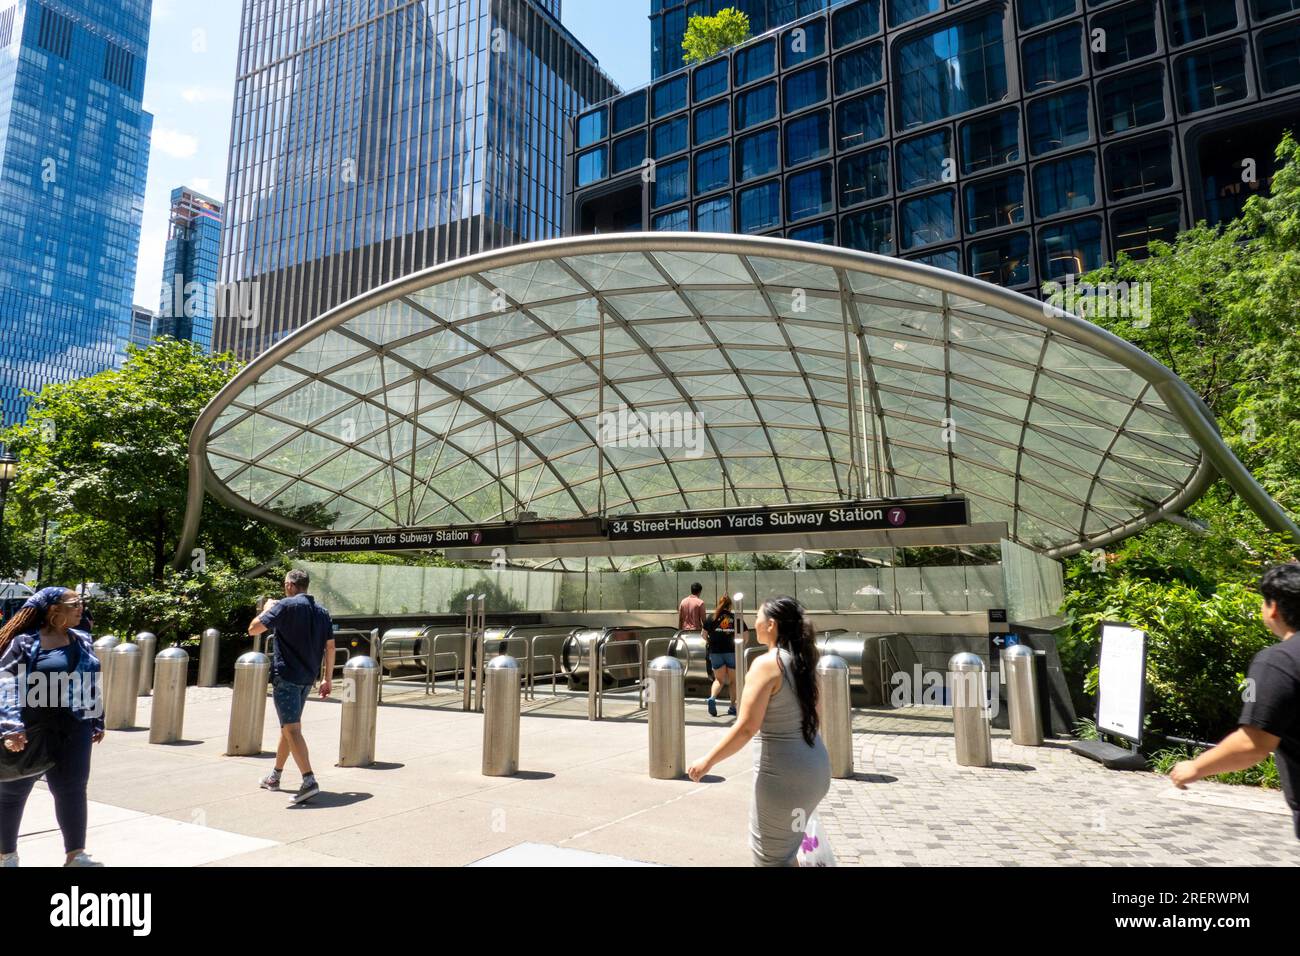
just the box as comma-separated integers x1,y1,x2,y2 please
128,305,155,350
652,0,845,79
156,187,223,352
0,0,153,427
582,0,1300,293
215,0,616,360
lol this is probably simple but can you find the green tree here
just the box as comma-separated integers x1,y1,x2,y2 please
682,7,751,65
0,339,301,585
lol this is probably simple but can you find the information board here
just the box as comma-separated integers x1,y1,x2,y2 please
1096,621,1147,744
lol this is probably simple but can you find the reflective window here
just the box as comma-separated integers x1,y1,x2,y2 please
736,82,778,130
1167,0,1239,46
1092,2,1159,71
788,220,837,244
835,42,884,94
1022,24,1084,90
738,180,783,232
1252,0,1300,20
695,143,731,194
1111,198,1181,259
1034,152,1098,217
652,116,688,158
695,101,730,145
693,57,729,102
652,74,688,118
1259,23,1300,93
577,108,607,148
652,207,691,231
612,132,646,175
784,63,829,113
613,92,646,135
1105,133,1174,200
896,10,1009,129
576,146,607,186
961,108,1020,173
696,195,733,231
909,248,961,272
889,0,941,28
842,204,895,253
1175,41,1249,113
838,145,889,207
783,17,827,67
1028,87,1091,155
1038,216,1103,279
652,157,689,208
833,0,883,48
968,232,1032,285
785,110,832,166
964,172,1026,232
1098,66,1166,133
787,165,835,222
836,90,887,150
737,127,780,182
1018,0,1078,31
899,189,957,249
735,38,777,86
897,129,954,193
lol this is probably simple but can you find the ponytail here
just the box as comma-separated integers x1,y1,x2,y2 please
760,596,819,746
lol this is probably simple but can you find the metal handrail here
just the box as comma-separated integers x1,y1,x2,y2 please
878,636,903,706
428,632,469,695
598,639,645,719
644,635,690,681
527,633,563,701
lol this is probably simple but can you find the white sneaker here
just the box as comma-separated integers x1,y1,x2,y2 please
63,852,103,867
0,853,17,868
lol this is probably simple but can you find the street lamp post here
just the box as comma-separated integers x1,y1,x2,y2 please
0,450,17,575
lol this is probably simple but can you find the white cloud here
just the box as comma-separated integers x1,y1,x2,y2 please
152,127,199,159
180,86,227,104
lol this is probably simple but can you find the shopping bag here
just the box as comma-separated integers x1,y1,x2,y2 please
796,813,837,867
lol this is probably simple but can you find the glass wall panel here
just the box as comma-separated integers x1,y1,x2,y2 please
652,116,689,158
832,0,883,47
899,189,957,248
695,142,732,193
784,63,830,113
1111,198,1181,259
735,37,777,86
1033,152,1098,216
1092,1,1159,71
577,108,607,148
736,81,779,130
840,145,891,206
787,164,834,221
737,126,781,181
694,100,730,144
1038,215,1103,278
739,179,783,232
1167,0,1239,46
1259,23,1300,92
1028,86,1092,153
613,92,646,135
960,107,1020,172
1018,0,1078,31
1098,65,1166,133
789,219,837,243
897,128,954,192
836,89,887,150
1104,132,1174,200
968,231,1032,285
653,157,690,207
652,207,691,231
1175,41,1249,113
1022,24,1084,91
653,74,689,118
889,0,941,28
785,110,832,165
835,41,885,94
842,204,895,252
697,195,734,230
783,16,827,67
612,132,647,174
896,10,1009,129
964,171,1026,232
693,57,730,102
576,146,608,186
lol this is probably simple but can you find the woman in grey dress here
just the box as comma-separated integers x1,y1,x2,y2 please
688,596,831,866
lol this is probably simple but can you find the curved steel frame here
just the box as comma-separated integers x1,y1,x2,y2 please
175,232,1300,569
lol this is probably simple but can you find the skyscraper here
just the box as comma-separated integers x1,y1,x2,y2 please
0,0,153,427
214,0,617,360
155,186,223,352
128,305,155,350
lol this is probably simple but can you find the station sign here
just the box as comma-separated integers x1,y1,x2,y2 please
297,496,969,553
606,497,969,541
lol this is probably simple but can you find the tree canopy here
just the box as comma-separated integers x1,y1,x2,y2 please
682,7,751,65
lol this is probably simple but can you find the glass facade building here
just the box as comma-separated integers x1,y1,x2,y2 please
574,0,1300,292
128,304,154,350
156,186,223,352
0,0,153,427
214,0,616,360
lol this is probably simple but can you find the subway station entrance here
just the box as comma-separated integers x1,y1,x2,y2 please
176,233,1300,729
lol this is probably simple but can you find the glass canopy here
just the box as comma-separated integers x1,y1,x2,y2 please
190,233,1236,559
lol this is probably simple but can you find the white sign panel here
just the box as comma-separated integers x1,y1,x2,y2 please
1097,622,1147,743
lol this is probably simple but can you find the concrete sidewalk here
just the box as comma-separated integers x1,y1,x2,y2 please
11,687,1299,867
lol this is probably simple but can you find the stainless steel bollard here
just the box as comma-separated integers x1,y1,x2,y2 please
473,594,486,713
481,655,520,776
92,635,120,722
731,592,746,707
339,656,379,767
817,653,854,779
198,628,221,687
949,652,992,767
462,596,474,712
1002,643,1044,746
149,647,189,744
135,632,157,696
647,656,685,779
226,651,271,756
586,632,603,721
105,643,142,730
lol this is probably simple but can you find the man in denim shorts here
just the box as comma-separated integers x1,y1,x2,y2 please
248,569,334,804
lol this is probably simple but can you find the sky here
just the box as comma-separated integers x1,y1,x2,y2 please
133,0,652,307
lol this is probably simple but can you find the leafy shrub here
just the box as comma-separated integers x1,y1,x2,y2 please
1149,745,1280,789
88,565,266,647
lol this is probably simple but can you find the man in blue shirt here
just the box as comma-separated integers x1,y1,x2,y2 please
248,569,334,804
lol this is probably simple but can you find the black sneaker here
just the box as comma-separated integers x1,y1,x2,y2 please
291,778,321,805
727,705,737,716
707,697,717,717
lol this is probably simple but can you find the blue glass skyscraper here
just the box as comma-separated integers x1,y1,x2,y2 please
215,0,617,359
0,0,153,427
156,186,223,352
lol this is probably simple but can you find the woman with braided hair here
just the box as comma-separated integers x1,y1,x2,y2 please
0,587,105,867
688,595,830,866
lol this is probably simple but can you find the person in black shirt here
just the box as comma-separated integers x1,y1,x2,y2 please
1171,563,1300,838
703,595,745,719
248,569,334,805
